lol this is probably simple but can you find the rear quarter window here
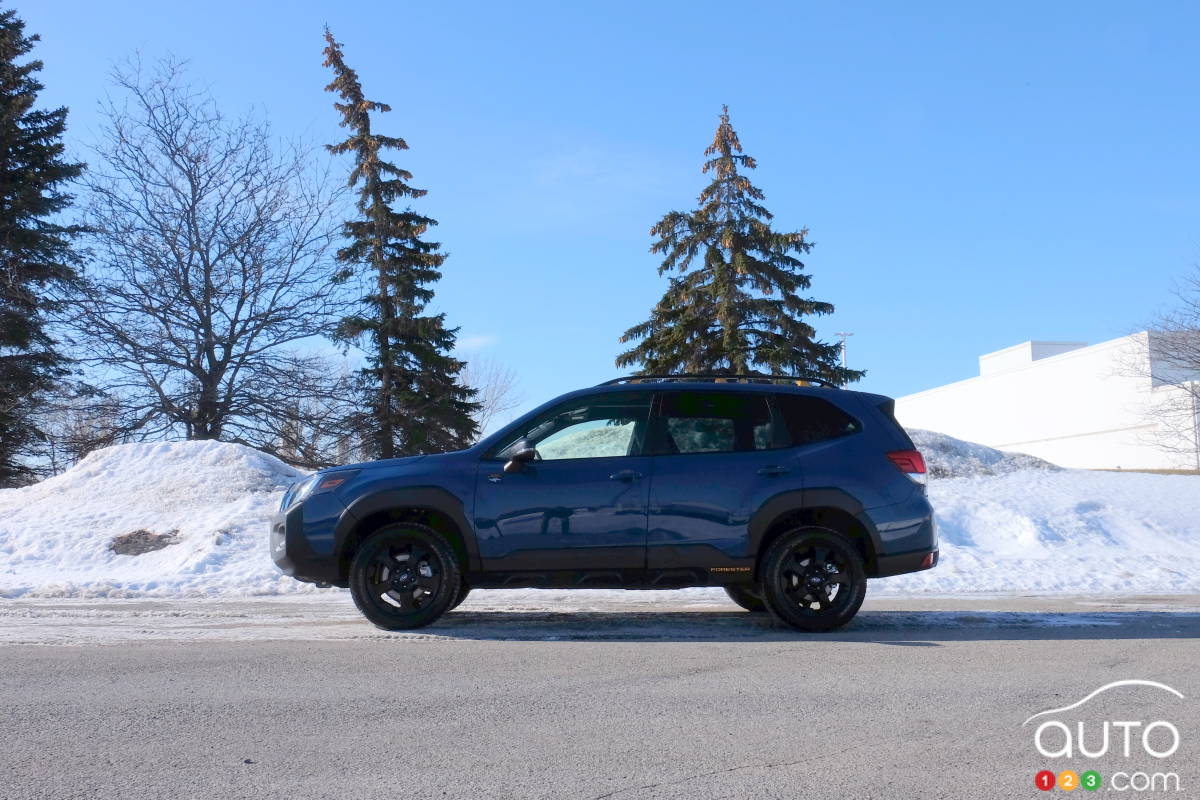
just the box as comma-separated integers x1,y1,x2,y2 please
773,394,861,446
873,398,916,449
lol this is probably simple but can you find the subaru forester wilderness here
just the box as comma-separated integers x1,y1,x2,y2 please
272,375,937,632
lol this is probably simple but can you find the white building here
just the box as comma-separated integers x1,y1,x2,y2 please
894,333,1200,470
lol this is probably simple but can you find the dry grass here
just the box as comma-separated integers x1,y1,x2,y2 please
109,529,180,556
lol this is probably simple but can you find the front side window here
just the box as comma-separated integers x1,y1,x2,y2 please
494,392,653,461
655,391,773,455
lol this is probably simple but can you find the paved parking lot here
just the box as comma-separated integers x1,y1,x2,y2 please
1,595,1197,799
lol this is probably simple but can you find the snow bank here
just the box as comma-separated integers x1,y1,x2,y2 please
876,469,1200,594
907,428,1059,478
0,441,310,597
1,435,1197,598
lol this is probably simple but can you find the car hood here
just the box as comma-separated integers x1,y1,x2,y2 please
319,448,478,474
320,454,428,473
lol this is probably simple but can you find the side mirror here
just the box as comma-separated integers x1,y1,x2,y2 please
503,439,539,474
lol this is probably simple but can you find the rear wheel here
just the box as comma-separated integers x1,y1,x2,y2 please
760,527,866,632
449,582,471,610
349,523,460,630
724,584,766,612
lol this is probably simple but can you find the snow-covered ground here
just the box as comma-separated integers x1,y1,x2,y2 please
878,469,1199,594
0,435,1197,599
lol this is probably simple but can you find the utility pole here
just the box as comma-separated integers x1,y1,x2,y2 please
835,332,854,369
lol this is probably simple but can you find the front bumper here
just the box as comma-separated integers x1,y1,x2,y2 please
271,504,343,585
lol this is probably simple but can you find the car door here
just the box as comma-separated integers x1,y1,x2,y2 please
473,391,654,577
645,390,798,571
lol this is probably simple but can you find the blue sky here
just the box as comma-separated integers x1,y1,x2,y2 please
19,0,1200,421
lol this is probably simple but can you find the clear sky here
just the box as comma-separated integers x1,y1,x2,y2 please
18,0,1200,421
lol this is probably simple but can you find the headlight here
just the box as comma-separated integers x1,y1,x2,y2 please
282,470,361,511
290,475,321,507
280,476,318,511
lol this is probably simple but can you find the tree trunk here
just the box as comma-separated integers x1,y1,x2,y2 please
373,210,395,460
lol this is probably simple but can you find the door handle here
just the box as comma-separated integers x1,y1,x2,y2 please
609,469,643,482
756,465,790,476
486,474,503,483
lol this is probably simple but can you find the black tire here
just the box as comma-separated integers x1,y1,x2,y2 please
760,527,866,632
724,584,767,612
349,523,461,631
449,582,471,610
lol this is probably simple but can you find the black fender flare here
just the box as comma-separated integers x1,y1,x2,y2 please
335,487,480,572
747,488,883,562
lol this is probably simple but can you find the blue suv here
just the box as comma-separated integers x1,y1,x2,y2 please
271,375,937,632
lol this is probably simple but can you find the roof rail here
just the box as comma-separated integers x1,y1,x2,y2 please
599,373,840,389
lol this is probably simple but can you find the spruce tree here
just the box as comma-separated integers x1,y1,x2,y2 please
0,8,84,485
617,106,862,385
323,29,478,459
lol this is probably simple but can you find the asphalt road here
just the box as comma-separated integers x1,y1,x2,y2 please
1,595,1198,799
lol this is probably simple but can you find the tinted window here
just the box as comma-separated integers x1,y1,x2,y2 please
656,392,773,454
495,392,652,460
875,399,915,448
773,394,860,445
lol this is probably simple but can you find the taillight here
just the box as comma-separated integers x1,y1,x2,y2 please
886,450,927,485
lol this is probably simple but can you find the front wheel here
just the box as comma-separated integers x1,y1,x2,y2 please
760,527,866,632
349,523,460,630
724,584,767,612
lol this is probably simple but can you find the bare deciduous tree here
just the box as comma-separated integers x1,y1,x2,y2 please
37,387,127,474
62,59,352,467
460,354,523,438
1125,267,1200,470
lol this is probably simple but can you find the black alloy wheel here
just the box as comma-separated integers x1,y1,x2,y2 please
349,523,460,630
760,527,867,632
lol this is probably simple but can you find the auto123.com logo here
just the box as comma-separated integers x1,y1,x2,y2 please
1024,680,1185,793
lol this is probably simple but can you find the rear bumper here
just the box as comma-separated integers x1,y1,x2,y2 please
271,505,342,585
872,547,939,578
861,493,938,578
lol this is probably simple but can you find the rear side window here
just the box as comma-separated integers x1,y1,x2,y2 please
656,391,773,454
773,394,861,446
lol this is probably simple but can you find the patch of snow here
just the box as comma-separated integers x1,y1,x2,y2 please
907,428,1059,478
6,597,1182,645
876,469,1200,594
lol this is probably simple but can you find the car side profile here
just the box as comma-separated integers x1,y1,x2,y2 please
271,375,937,632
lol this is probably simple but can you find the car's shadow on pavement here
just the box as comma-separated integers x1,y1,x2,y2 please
387,609,1200,644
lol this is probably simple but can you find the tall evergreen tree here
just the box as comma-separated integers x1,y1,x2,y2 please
0,8,84,485
322,29,478,459
617,106,862,385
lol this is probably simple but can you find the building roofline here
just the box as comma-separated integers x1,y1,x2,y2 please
979,339,1089,359
899,331,1149,402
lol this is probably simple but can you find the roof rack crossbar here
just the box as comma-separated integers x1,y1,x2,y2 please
599,373,840,389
